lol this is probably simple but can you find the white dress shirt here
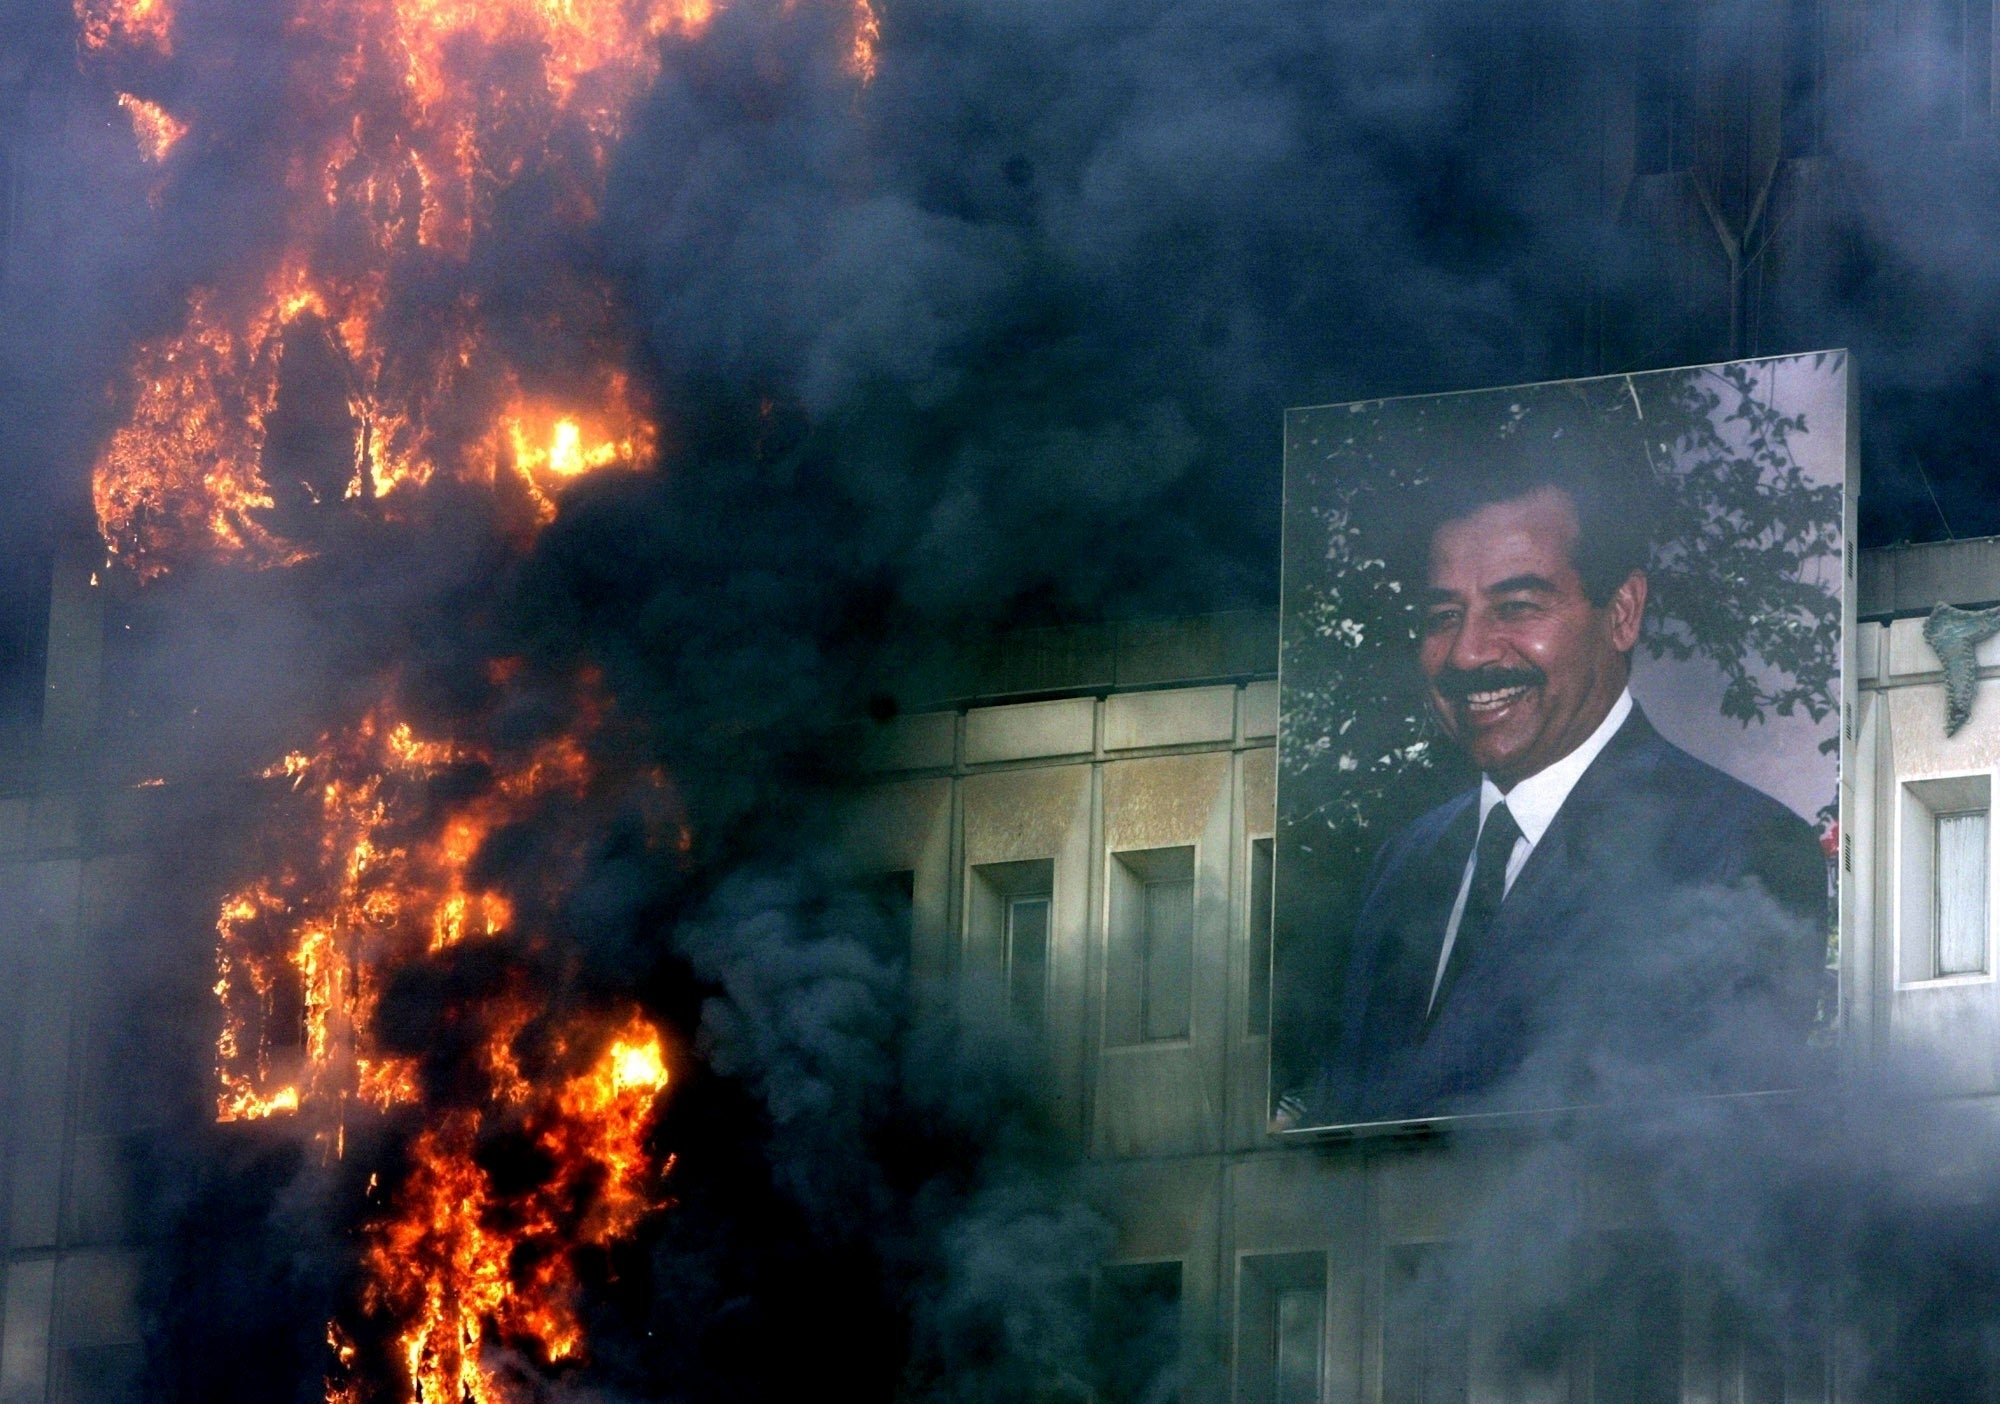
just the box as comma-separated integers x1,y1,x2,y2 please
1427,689,1634,1014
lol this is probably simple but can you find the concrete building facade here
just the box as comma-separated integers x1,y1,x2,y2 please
3,0,2000,1398
840,537,2000,1402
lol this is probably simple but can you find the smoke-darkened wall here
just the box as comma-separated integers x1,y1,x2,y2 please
4,1,2000,1400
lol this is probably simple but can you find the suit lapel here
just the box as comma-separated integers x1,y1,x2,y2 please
1484,707,1660,960
1370,795,1478,1039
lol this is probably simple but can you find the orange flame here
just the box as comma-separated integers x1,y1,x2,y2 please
850,0,880,83
85,0,682,579
206,680,682,1400
348,1018,671,1400
475,370,659,525
117,93,187,163
92,288,304,581
213,701,594,1131
84,0,886,580
77,0,172,55
76,0,878,1392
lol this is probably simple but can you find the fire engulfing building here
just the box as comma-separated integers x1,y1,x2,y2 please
11,0,2000,1402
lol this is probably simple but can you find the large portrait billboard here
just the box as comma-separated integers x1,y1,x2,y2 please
1273,353,1851,1132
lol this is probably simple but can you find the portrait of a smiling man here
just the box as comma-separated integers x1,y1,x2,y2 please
1275,360,1846,1129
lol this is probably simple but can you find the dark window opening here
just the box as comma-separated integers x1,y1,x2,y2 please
1093,1261,1183,1404
1585,1234,1682,1404
1383,1244,1469,1404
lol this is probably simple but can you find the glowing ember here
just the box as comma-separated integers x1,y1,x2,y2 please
117,93,187,163
479,371,659,524
77,0,173,55
850,0,881,83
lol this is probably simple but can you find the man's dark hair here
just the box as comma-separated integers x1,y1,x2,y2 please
1391,388,1658,607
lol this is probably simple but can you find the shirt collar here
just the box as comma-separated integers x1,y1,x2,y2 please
1477,689,1634,845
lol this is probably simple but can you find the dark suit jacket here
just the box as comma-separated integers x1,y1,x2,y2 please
1313,706,1827,1125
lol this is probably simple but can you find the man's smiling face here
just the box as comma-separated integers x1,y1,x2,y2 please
1419,485,1645,790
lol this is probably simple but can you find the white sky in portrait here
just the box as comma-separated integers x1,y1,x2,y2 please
1630,353,1846,823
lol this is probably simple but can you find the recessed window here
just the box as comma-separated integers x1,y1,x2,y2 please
1238,1252,1325,1404
1900,774,1993,983
1382,1243,1468,1404
968,859,1054,1028
1384,1237,1679,1404
1584,1233,1682,1404
1106,847,1196,1046
1004,893,1050,1026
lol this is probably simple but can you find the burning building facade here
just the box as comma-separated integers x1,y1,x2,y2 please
0,0,816,1398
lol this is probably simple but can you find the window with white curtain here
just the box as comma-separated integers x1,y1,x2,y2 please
1900,774,1993,983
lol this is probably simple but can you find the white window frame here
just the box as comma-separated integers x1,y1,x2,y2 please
1893,766,1999,989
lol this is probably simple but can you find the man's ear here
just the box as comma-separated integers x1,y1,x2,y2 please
1608,570,1647,652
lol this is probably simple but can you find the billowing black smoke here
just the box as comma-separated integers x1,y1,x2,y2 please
5,0,2000,1399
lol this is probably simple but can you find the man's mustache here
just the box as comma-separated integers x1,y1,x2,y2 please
1434,666,1545,702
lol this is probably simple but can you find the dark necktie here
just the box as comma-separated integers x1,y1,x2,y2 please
1430,802,1522,1020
